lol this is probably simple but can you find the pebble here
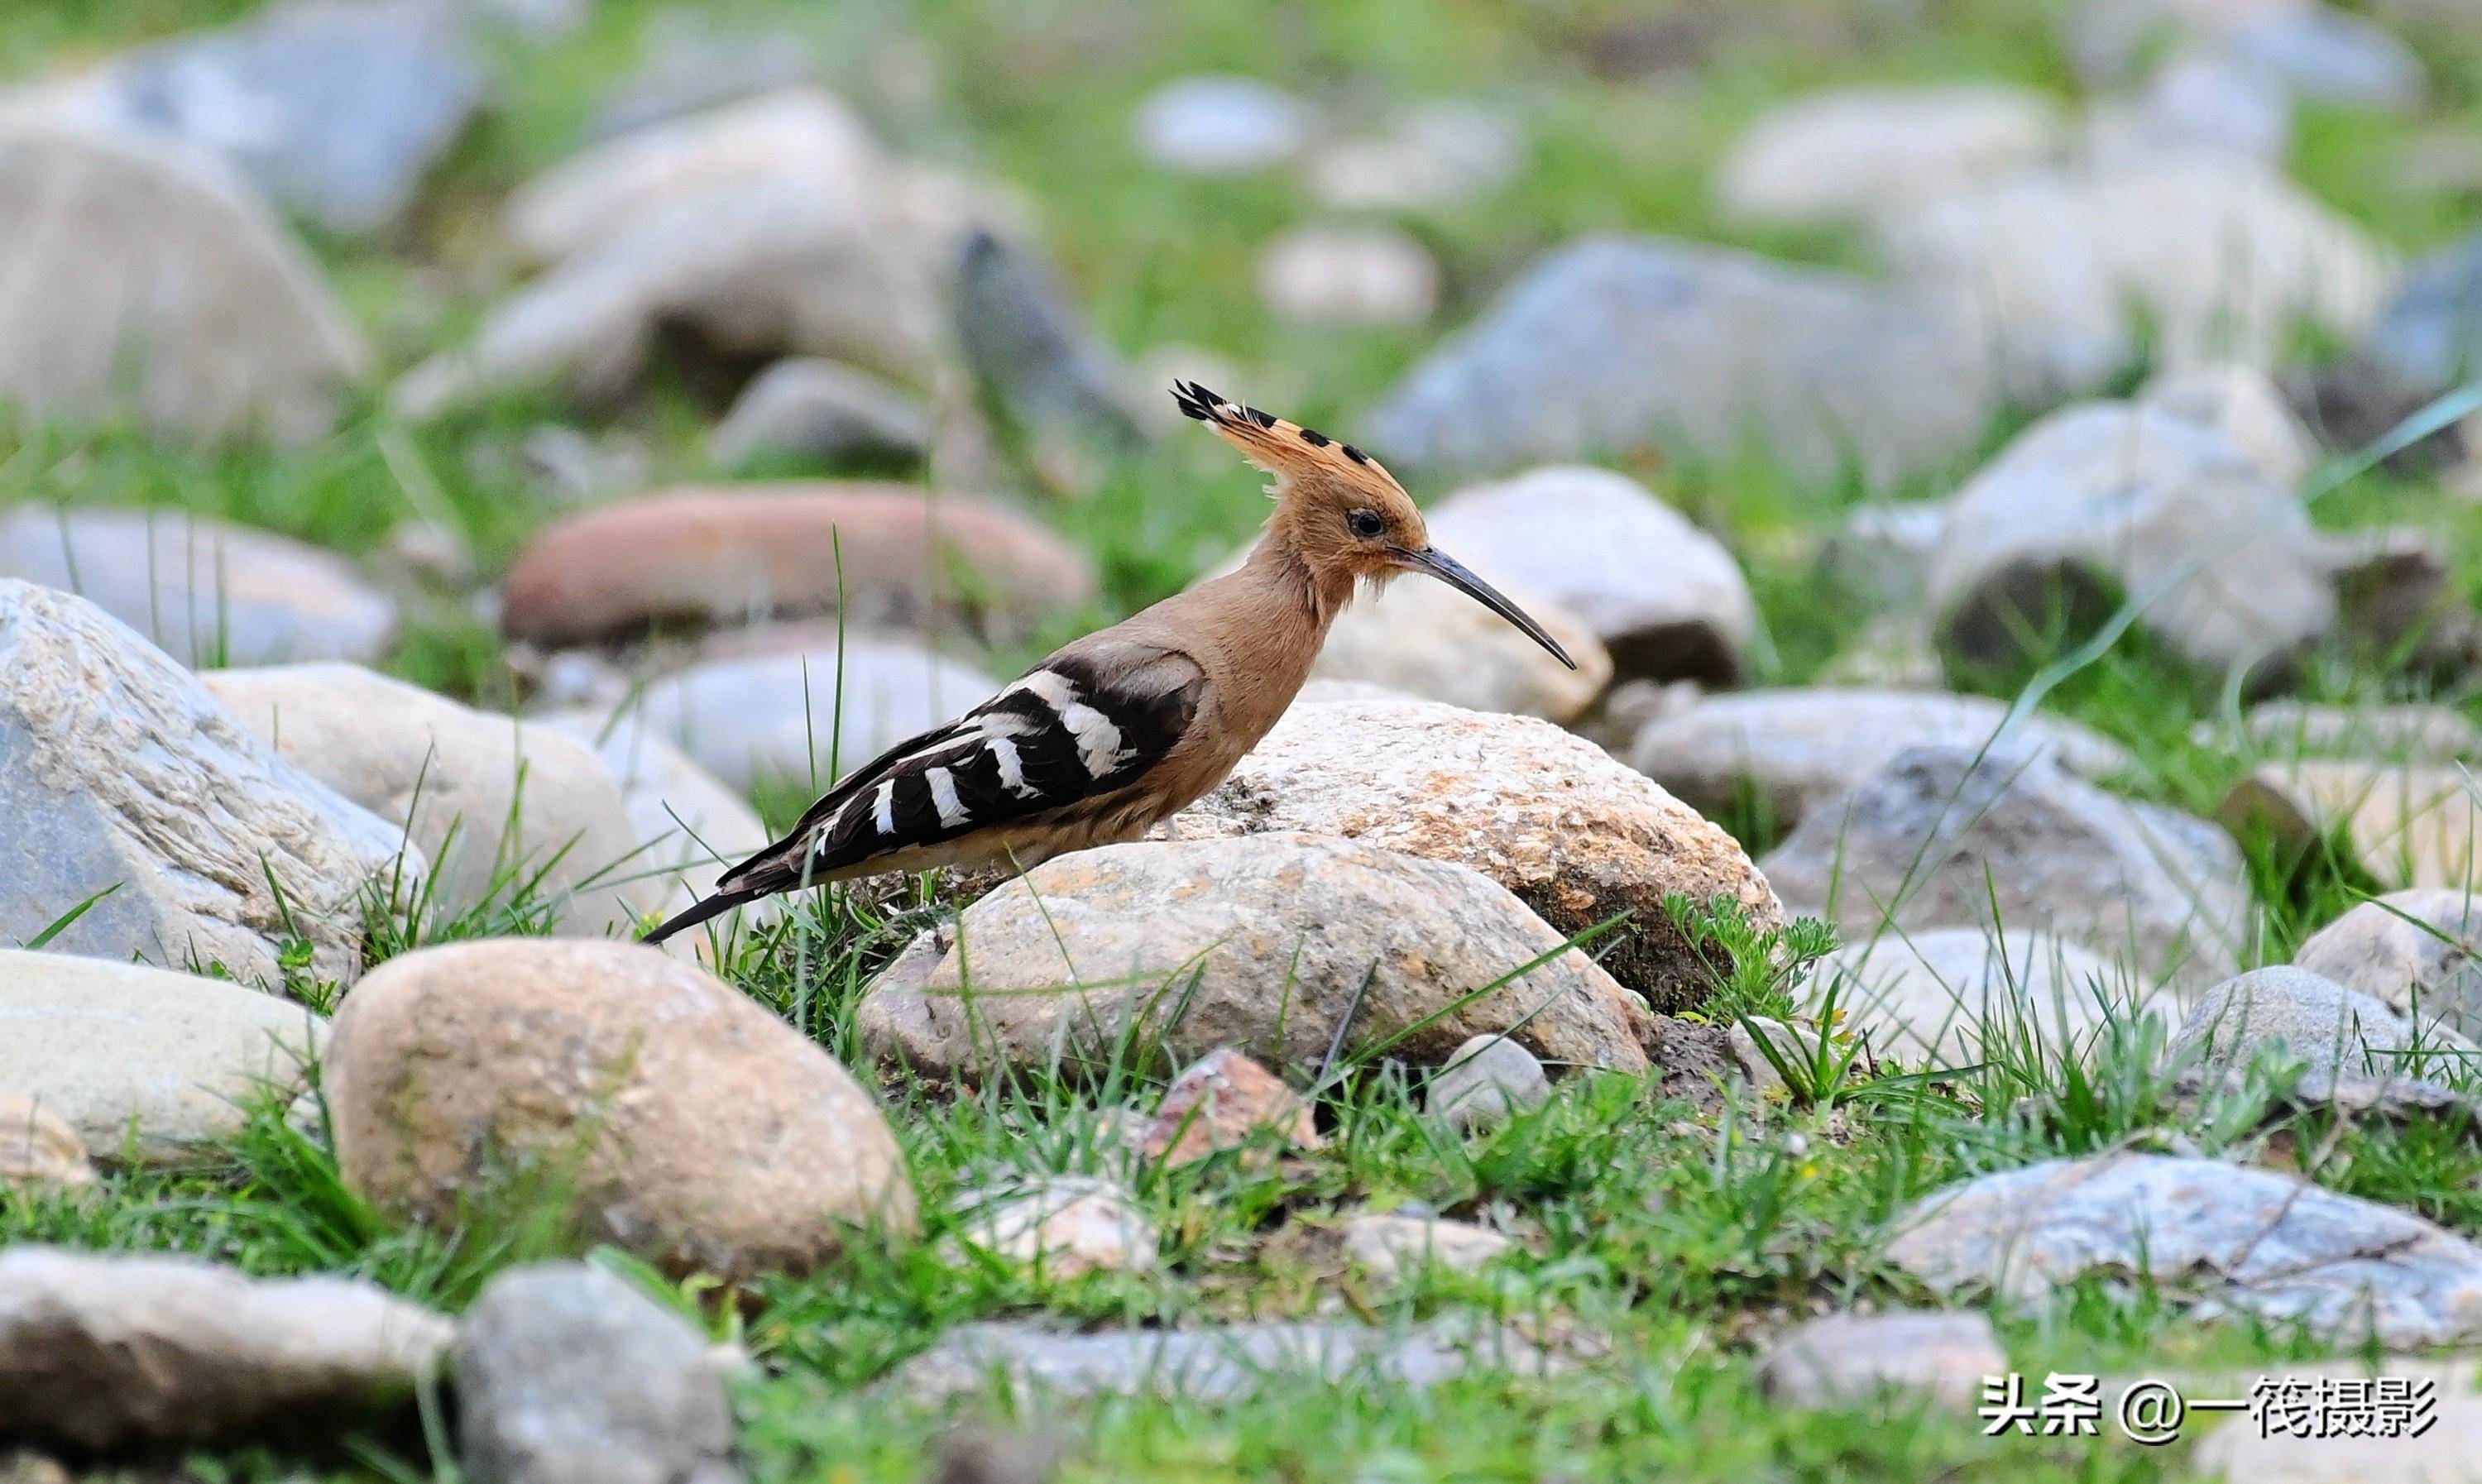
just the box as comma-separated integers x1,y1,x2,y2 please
1143,1049,1320,1167
1132,75,1310,175
1425,1034,1552,1134
949,1176,1157,1279
1339,1213,1513,1281
1257,225,1440,328
2292,888,2482,1038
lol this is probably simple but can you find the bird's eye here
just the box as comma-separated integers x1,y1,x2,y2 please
1346,509,1385,539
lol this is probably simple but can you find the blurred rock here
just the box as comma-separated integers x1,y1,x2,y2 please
0,121,368,443
2193,1364,2482,1482
1369,236,1997,491
2356,231,2482,408
1928,401,2336,684
43,0,482,233
0,505,397,668
950,1176,1157,1278
1727,1015,1828,1094
1132,75,1309,175
0,1096,93,1193
2087,50,2293,166
1629,687,2131,832
1718,83,2063,227
2225,758,2482,894
328,939,918,1280
0,1246,451,1452
0,582,410,986
2170,965,2459,1083
606,631,999,794
709,358,930,471
1341,1213,1512,1280
590,17,818,140
2293,888,2482,1036
896,1317,1558,1407
1823,502,1950,608
1258,225,1439,328
858,834,1651,1083
1763,744,2250,988
501,484,1095,648
1425,1034,1550,1134
1757,1310,2003,1412
206,664,643,938
399,89,1010,414
1425,467,1756,684
1308,569,1608,721
0,951,324,1167
2135,361,2318,488
1881,161,2393,398
534,709,773,938
1174,694,1785,1010
1890,1152,2482,1345
2072,0,2425,109
954,230,1149,491
454,1262,741,1484
1144,1048,1319,1166
1809,929,2140,1069
2237,700,2480,761
1303,100,1522,211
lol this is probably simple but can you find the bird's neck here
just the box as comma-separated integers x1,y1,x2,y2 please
1243,518,1357,628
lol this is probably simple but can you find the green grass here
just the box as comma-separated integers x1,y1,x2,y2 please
11,0,2482,1479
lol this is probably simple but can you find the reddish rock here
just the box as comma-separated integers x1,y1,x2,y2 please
1143,1049,1320,1167
501,483,1096,645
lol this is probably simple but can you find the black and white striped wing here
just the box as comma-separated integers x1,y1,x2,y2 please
715,641,1205,894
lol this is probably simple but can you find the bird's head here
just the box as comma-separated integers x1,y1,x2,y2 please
1172,380,1575,668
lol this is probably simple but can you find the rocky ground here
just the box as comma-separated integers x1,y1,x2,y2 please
8,0,2482,1480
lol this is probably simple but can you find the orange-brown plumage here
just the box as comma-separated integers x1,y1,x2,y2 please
641,381,1575,945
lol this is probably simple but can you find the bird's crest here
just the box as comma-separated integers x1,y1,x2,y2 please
1172,380,1401,501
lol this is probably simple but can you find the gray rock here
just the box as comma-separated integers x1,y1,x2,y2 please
2169,965,2456,1080
329,939,918,1281
1425,1034,1550,1134
1172,694,1785,1010
1628,687,2131,831
609,633,1001,794
453,1262,740,1484
1761,744,2250,989
589,18,818,141
533,709,774,940
954,230,1149,490
0,505,395,668
2360,230,2482,400
60,0,482,233
858,832,1651,1083
1881,160,2393,399
895,1318,1559,1406
2228,5,2427,109
1367,236,1999,491
0,582,412,986
0,120,368,443
1340,1214,1513,1281
1305,568,1611,722
1928,401,2338,682
1822,502,1950,609
0,1245,451,1451
1425,467,1756,683
708,357,929,470
1889,1152,2482,1346
1718,84,2063,227
0,951,324,1166
1809,929,2144,1070
1756,1310,2004,1411
1132,75,1308,175
2135,361,2319,488
205,664,644,939
2238,701,2480,762
1727,1016,1829,1094
1302,100,1521,211
1257,225,1439,328
2293,888,2482,1036
2088,50,2293,165
948,1176,1157,1279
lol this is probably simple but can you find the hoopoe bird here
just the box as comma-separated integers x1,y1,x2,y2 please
640,382,1575,945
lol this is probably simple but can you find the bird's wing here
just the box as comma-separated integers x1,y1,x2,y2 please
715,638,1206,896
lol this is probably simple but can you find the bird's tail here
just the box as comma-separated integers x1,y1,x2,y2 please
638,886,764,947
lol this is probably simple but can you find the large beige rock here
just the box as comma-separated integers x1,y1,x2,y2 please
0,1096,93,1193
860,833,1651,1081
0,582,412,986
205,665,643,938
1424,467,1758,683
0,1246,451,1451
0,120,367,443
1172,695,1784,1011
1762,744,2250,989
0,951,323,1166
2293,888,2482,1038
1630,687,2131,831
1881,160,2393,397
501,484,1095,648
1718,84,2064,227
328,939,917,1280
534,709,774,935
1810,930,2146,1069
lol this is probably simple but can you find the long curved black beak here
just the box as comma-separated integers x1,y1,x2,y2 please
1397,547,1577,669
